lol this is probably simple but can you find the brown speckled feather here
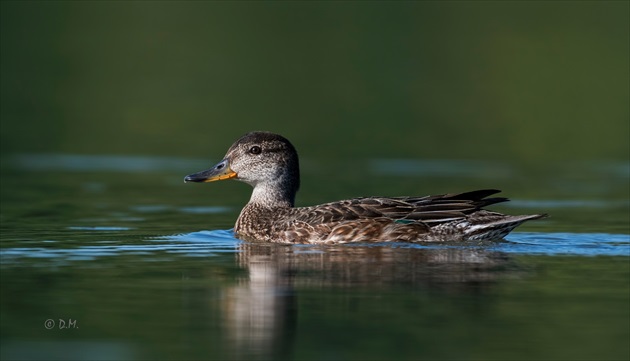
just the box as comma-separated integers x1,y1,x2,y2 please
185,132,547,244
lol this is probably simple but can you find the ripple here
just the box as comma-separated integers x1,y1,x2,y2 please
179,206,232,214
1,231,627,268
500,232,630,256
67,226,133,231
5,153,211,172
0,230,240,266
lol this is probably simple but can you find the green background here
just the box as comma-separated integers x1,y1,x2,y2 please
2,1,628,162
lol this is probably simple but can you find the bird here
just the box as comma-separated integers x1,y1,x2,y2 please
184,131,546,244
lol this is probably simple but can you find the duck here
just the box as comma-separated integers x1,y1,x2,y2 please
184,131,546,244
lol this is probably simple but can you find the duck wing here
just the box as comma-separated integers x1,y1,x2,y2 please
388,189,509,224
289,189,508,225
273,189,546,243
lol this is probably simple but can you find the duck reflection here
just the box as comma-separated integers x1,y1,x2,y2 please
220,243,517,359
222,245,297,360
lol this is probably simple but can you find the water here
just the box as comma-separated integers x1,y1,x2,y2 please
1,154,628,360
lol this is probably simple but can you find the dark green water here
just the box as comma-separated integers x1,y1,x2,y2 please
1,155,628,360
1,1,629,360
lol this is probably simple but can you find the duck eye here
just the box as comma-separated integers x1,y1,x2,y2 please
249,146,262,155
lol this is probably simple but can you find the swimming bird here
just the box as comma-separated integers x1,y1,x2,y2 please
184,131,546,244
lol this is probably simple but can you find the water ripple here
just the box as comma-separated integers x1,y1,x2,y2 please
1,231,627,268
500,232,630,256
5,153,212,172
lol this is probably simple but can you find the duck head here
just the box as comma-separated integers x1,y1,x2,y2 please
184,131,301,207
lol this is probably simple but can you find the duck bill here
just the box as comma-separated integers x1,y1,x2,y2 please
184,159,237,183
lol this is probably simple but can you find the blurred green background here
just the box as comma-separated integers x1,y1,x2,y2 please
1,1,628,162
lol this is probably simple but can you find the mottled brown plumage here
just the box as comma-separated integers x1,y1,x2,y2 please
185,132,546,244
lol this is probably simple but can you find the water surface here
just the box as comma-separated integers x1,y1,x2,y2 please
1,154,628,360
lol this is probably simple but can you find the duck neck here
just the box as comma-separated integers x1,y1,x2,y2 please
248,181,296,208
